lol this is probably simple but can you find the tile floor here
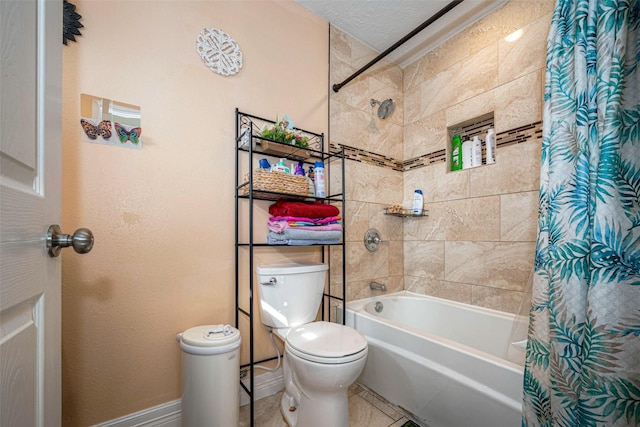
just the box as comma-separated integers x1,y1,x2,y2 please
239,383,418,427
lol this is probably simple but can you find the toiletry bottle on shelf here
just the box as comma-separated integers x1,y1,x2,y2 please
462,139,472,169
451,134,462,171
272,158,290,174
412,190,423,214
471,136,482,167
314,161,326,198
485,128,496,164
258,158,271,169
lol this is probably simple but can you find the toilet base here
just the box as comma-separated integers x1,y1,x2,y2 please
278,351,356,427
280,388,349,427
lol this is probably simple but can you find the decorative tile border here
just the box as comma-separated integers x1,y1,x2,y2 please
332,121,542,172
496,121,543,148
330,144,403,171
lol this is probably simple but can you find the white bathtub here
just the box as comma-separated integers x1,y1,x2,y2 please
343,291,524,427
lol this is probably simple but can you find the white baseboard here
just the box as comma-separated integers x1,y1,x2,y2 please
93,369,284,427
92,399,181,427
240,368,284,406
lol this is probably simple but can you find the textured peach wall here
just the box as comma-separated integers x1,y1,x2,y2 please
61,1,327,425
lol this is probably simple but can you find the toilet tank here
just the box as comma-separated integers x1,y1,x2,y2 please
256,263,329,329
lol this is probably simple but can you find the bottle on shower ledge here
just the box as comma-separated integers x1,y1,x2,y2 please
485,128,496,164
412,189,423,214
471,135,482,167
451,134,462,171
462,138,472,169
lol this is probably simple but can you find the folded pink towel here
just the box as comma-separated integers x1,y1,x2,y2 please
269,215,342,224
268,221,343,233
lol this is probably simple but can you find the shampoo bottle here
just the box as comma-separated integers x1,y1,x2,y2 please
314,161,326,198
462,139,472,169
412,190,423,214
471,136,482,167
485,128,496,164
451,134,462,171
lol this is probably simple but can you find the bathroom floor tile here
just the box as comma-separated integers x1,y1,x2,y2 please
358,390,404,421
239,391,287,427
349,382,365,396
348,394,395,427
240,384,423,426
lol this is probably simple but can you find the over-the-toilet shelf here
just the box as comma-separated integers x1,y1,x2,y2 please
234,109,347,427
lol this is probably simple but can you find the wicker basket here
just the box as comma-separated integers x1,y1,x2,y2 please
242,169,309,197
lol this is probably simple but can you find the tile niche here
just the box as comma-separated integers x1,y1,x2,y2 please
448,113,495,172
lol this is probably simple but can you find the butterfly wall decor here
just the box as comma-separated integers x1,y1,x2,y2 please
79,94,142,150
80,118,112,140
114,123,142,144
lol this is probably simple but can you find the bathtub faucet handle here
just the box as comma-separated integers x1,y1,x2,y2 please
370,281,387,291
364,228,383,252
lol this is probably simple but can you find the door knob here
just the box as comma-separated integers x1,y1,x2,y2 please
46,224,94,257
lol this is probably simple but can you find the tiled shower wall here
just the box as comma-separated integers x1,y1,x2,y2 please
329,0,555,313
329,25,405,304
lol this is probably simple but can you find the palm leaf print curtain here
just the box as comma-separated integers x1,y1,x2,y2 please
523,0,640,426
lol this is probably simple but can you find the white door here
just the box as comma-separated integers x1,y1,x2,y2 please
1,1,63,426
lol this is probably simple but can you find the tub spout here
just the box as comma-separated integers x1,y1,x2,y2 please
370,281,387,291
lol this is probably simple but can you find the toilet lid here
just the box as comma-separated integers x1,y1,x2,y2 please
286,322,367,363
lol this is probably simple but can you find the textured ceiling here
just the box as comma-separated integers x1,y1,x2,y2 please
295,0,507,68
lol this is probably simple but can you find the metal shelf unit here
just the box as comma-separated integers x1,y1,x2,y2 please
234,109,346,426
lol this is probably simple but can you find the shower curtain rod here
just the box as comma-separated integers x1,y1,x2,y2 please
332,0,464,93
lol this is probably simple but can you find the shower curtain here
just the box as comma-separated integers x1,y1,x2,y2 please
523,0,639,426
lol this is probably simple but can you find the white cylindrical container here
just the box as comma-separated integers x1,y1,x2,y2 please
178,324,241,427
486,128,496,164
462,139,472,169
471,136,482,167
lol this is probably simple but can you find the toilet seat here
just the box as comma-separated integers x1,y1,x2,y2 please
285,322,367,364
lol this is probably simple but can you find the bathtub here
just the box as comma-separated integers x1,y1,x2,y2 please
343,291,525,427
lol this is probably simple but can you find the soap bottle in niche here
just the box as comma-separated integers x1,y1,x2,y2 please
314,161,326,198
485,128,496,164
462,138,472,169
451,134,463,171
412,190,423,214
471,136,482,167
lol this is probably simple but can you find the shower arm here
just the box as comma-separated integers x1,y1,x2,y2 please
332,0,464,93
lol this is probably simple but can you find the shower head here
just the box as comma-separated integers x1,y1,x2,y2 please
370,98,395,119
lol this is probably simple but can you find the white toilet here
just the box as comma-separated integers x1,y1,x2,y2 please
256,262,368,427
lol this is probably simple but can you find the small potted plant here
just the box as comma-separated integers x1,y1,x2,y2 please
260,116,309,148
